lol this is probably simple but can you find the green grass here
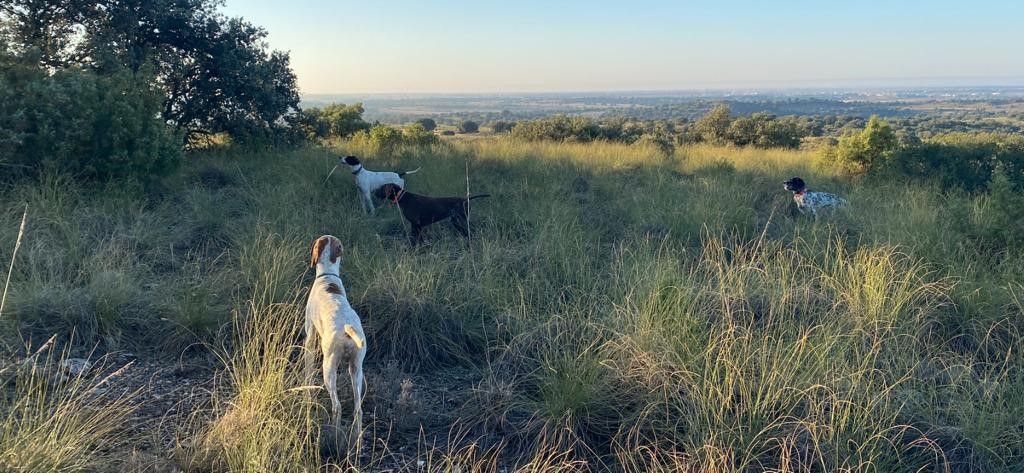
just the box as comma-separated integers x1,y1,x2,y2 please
1,136,1022,471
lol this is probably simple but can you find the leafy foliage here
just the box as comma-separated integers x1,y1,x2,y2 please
0,63,181,181
348,123,436,154
510,114,602,142
458,120,479,134
984,167,1024,249
402,123,438,146
824,115,898,174
299,103,371,140
414,118,437,132
489,120,515,133
1,0,301,143
727,112,803,148
892,133,1024,191
692,104,732,144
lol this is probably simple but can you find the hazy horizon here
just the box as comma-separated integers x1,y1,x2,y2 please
223,0,1024,95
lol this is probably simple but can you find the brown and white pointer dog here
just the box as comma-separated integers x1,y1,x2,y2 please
375,183,489,244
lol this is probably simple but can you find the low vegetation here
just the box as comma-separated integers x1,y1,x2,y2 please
4,3,1024,472
2,135,1023,471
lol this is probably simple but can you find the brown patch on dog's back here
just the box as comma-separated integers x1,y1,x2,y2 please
326,283,343,295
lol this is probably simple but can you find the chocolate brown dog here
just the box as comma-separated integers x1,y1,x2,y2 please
375,183,489,244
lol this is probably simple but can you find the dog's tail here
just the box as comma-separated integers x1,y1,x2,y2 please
467,194,490,201
344,324,364,349
398,167,421,177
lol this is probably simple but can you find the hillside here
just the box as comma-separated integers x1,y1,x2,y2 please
2,138,1022,471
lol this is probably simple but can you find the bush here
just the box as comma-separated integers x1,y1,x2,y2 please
489,120,515,133
891,133,1024,191
351,123,437,153
299,103,370,140
984,167,1024,249
635,133,675,157
403,123,437,146
415,118,437,132
458,120,479,134
368,124,403,152
824,115,897,174
0,66,182,182
510,115,600,142
692,104,732,144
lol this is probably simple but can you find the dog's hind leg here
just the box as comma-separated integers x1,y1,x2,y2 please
303,319,317,387
348,358,365,451
322,352,342,426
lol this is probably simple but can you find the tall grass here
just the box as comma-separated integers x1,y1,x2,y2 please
2,137,1023,470
0,204,26,318
0,337,138,471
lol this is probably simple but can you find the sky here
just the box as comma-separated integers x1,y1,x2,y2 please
221,0,1024,95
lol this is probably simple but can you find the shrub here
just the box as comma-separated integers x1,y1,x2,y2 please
299,103,370,140
635,133,675,158
825,115,898,174
692,104,732,144
983,167,1024,249
368,124,403,151
0,66,182,183
755,116,804,148
489,120,515,133
458,120,479,134
510,115,600,142
891,133,1024,191
351,123,437,153
415,118,437,132
403,123,438,146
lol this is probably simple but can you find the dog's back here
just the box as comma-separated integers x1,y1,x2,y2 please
306,278,365,352
355,170,404,193
797,191,847,214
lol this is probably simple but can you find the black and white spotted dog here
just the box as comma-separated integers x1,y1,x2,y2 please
783,177,847,216
341,155,420,215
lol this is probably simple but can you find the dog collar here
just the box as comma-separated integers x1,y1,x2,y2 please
351,165,363,175
794,191,805,196
391,189,405,204
316,272,340,279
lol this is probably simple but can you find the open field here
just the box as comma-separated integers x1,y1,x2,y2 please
2,137,1023,471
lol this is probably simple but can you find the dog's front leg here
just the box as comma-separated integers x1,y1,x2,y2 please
362,191,375,215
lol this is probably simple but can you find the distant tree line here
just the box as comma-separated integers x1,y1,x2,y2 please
501,106,805,152
483,106,1024,193
1,0,301,181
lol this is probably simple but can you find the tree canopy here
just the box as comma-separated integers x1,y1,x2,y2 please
1,0,300,143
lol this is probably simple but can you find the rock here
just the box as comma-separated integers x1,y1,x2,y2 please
61,358,92,376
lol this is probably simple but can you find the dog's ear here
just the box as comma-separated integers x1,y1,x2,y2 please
329,238,343,264
310,236,328,268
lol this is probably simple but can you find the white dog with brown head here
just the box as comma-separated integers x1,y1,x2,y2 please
304,235,366,447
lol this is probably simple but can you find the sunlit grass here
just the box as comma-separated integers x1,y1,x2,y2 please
0,338,138,472
2,137,1022,471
